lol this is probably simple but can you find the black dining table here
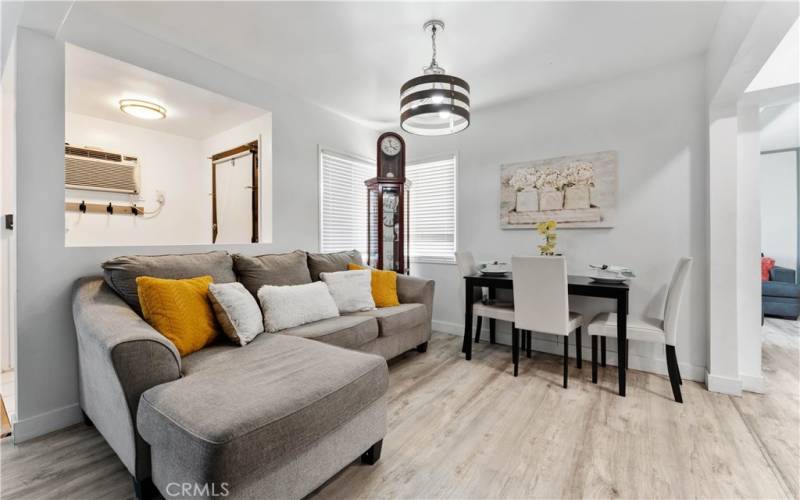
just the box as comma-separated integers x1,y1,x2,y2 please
463,273,630,396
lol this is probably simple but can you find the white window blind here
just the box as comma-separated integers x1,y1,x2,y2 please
407,155,457,263
319,150,373,255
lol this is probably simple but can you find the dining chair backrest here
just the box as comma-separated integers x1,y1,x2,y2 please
455,251,479,277
512,255,570,336
663,257,692,346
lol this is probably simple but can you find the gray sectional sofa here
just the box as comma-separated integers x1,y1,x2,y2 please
72,250,434,500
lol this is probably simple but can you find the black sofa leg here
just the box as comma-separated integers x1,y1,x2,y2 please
416,342,428,353
132,477,157,500
82,410,94,427
361,440,383,465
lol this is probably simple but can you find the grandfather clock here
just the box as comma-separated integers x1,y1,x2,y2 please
366,132,410,273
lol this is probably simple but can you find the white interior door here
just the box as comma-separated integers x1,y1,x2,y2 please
215,153,254,244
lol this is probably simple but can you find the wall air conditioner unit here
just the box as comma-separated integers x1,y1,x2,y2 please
64,144,140,194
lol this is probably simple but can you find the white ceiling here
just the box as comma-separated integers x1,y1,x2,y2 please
65,44,268,139
80,1,725,129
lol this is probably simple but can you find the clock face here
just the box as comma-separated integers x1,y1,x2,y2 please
381,136,402,156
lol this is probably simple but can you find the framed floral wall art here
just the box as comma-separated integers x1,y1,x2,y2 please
499,151,617,229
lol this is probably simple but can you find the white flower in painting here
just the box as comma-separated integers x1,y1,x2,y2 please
509,168,540,192
536,168,564,190
564,161,594,187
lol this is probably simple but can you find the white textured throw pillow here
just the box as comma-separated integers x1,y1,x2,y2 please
319,269,376,313
257,281,340,332
208,282,264,346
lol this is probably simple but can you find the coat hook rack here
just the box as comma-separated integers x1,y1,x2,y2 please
64,201,144,217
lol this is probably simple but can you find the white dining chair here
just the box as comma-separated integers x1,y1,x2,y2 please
511,256,583,385
455,251,515,351
587,257,692,403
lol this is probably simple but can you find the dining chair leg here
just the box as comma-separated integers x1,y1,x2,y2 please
575,327,582,369
563,337,569,389
526,330,532,358
600,336,606,366
665,345,683,403
675,355,683,385
520,328,526,351
512,327,520,377
490,319,496,344
474,316,483,344
591,335,598,384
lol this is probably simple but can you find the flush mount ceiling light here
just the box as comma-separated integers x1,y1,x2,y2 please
119,99,167,120
400,20,470,136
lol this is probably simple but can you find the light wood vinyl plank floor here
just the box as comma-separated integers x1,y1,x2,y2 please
2,320,798,499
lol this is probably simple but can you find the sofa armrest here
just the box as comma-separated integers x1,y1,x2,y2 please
771,266,797,284
397,274,435,326
73,277,181,480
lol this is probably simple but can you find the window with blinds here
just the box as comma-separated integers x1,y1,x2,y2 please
319,150,373,255
407,155,457,263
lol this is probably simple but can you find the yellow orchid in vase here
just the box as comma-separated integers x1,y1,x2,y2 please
537,220,558,256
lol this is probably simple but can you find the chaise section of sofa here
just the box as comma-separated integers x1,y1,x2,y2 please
137,334,388,499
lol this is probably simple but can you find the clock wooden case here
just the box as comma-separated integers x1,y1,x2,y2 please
365,132,410,273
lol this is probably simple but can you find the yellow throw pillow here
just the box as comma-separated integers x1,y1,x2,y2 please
348,263,400,308
136,275,218,357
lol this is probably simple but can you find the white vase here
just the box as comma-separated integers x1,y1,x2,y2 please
539,189,564,211
564,185,591,209
515,190,539,212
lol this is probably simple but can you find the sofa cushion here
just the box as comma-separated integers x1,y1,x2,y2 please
763,280,800,299
232,250,312,297
320,269,375,313
136,275,219,357
307,250,363,281
102,251,235,315
208,282,264,346
258,282,340,333
278,315,378,349
348,263,400,308
137,334,388,479
349,303,427,337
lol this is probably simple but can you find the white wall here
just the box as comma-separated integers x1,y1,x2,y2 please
1,37,17,373
11,19,374,441
403,57,709,380
761,151,798,270
65,112,208,246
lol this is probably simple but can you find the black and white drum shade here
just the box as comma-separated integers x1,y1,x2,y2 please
400,73,470,136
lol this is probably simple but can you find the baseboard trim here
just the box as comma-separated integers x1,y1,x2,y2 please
12,403,82,443
433,320,706,383
741,374,765,394
705,371,743,396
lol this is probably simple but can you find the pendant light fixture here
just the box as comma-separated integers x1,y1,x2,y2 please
400,20,470,136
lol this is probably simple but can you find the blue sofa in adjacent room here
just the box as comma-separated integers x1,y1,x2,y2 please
763,266,800,319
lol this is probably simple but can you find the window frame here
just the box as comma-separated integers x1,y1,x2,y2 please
406,152,458,265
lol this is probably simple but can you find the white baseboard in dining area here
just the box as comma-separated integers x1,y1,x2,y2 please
433,320,706,383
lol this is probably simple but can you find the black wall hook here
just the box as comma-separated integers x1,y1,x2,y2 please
107,203,113,215
79,201,86,213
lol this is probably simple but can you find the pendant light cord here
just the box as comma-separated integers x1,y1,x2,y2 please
430,24,438,68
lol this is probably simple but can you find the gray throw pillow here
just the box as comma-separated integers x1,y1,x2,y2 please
102,251,236,316
307,250,363,281
232,250,312,297
208,282,264,346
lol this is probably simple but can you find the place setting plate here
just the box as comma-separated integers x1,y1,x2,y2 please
479,262,510,276
588,264,636,284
